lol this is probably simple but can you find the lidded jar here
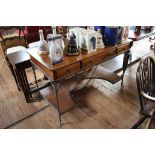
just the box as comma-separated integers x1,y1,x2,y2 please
47,34,64,65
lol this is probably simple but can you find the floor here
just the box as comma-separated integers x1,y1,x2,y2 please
0,38,154,129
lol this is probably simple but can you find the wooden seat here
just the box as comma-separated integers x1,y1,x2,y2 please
6,46,26,55
131,56,155,128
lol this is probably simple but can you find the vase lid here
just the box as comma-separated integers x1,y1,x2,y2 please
47,34,62,41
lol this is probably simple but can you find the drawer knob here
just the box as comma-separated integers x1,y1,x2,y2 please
67,69,71,73
89,60,93,64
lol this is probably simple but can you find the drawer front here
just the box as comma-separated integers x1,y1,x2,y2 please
117,43,130,54
55,62,80,79
82,49,116,68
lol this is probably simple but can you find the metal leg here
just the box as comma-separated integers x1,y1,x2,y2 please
50,81,62,127
31,62,42,101
14,69,21,91
31,61,62,126
21,68,33,99
20,69,32,102
131,115,148,129
84,65,98,86
121,50,130,86
16,69,30,103
70,66,98,95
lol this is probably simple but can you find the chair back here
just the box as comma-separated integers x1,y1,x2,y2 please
136,56,155,114
0,26,26,56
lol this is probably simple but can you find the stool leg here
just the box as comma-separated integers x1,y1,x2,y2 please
13,69,21,91
16,69,30,103
31,63,42,100
14,69,21,91
21,68,33,100
131,115,148,129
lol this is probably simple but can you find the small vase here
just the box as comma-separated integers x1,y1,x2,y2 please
38,30,49,54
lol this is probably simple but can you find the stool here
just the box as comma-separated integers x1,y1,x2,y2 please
7,50,50,103
7,50,40,102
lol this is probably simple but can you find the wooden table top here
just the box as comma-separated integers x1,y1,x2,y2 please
26,39,132,71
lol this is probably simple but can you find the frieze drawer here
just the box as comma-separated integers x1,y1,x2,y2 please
81,49,116,69
54,62,80,79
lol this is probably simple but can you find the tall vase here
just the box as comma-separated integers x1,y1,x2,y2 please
38,29,49,54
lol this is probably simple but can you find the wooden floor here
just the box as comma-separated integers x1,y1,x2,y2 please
0,38,154,129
